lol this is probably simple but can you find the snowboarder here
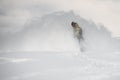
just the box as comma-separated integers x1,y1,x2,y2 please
71,22,83,40
71,22,85,52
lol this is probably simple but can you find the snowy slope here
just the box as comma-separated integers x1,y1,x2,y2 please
0,11,120,80
1,52,120,80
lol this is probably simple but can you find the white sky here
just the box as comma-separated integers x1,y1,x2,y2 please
0,0,120,36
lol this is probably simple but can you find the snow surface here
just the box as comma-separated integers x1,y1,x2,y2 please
0,11,120,80
1,52,120,80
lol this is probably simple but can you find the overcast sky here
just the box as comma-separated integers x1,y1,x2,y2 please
0,0,120,36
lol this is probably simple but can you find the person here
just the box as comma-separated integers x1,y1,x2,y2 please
71,22,85,52
71,22,83,40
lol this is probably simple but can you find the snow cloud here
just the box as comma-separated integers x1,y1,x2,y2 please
0,0,120,36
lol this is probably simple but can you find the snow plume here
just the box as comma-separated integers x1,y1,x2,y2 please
0,11,120,52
